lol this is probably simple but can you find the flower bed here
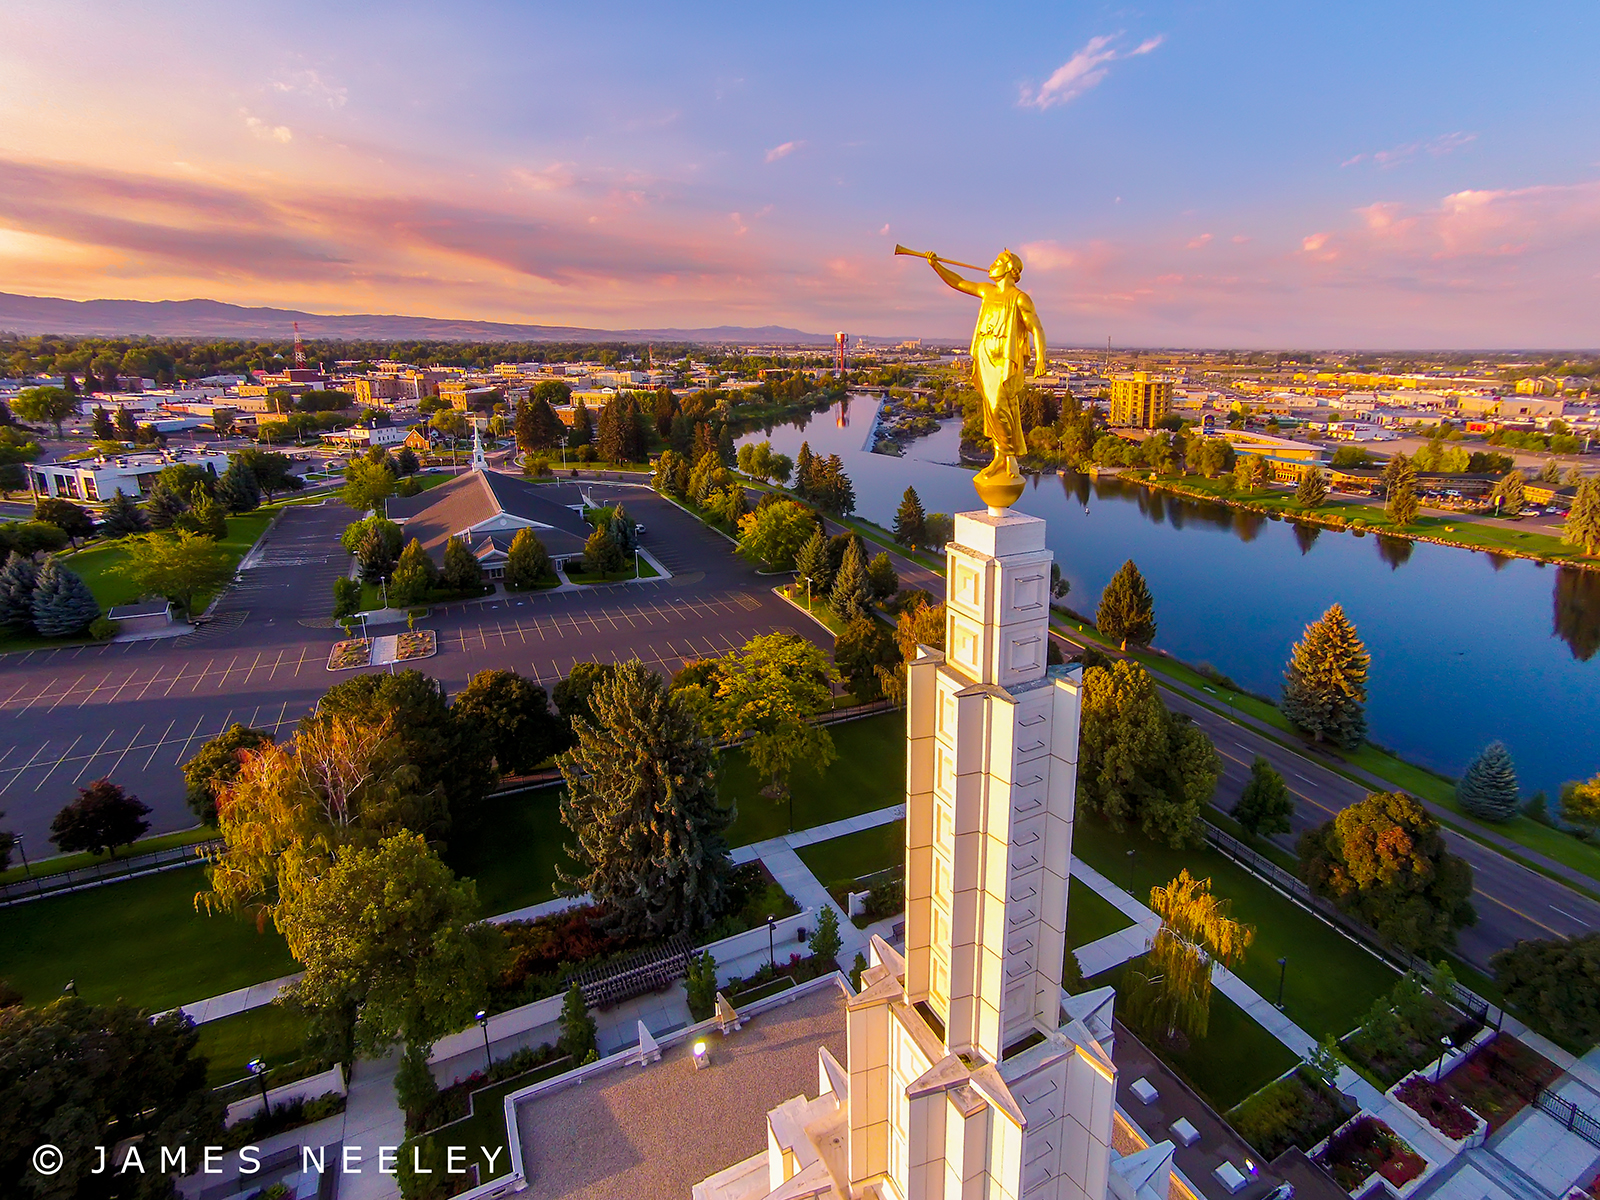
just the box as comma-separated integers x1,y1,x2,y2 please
1228,1068,1356,1161
397,629,436,661
1442,1034,1560,1133
1316,1117,1425,1193
1395,1075,1479,1141
327,638,371,670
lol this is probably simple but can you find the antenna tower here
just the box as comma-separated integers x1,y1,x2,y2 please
293,322,307,370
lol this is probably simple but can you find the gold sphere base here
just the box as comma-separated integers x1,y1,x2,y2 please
973,461,1025,512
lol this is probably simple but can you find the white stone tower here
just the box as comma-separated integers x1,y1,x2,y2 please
698,507,1168,1200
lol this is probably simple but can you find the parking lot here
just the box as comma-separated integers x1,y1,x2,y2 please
0,485,824,849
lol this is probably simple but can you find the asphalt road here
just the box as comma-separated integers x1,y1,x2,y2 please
856,521,1600,969
0,484,822,851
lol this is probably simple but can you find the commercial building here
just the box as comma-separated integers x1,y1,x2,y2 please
1108,372,1173,428
30,448,232,501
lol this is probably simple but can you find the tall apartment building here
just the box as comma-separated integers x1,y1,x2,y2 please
1108,372,1174,428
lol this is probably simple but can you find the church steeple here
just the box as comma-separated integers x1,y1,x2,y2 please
470,421,488,472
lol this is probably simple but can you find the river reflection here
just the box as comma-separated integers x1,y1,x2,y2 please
735,396,1600,791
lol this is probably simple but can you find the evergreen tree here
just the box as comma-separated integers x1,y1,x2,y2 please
145,484,188,530
1457,741,1519,822
557,660,733,938
354,524,399,583
794,528,829,596
830,536,874,622
1295,464,1329,508
583,522,626,576
113,406,136,440
568,400,593,446
90,406,114,440
99,489,149,537
1096,559,1157,650
717,422,735,467
1490,470,1526,515
558,982,598,1060
31,559,99,637
894,486,927,546
395,446,420,475
504,527,553,589
1385,453,1419,527
0,551,39,633
794,441,817,500
389,537,438,605
441,535,483,592
652,449,688,497
866,552,898,602
516,396,563,452
1281,602,1369,749
1563,476,1600,556
176,486,227,538
810,905,842,963
1232,756,1294,838
216,459,260,514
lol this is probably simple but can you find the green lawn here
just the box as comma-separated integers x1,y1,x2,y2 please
194,1005,312,1088
450,715,905,917
1073,816,1398,1040
0,825,214,884
565,555,660,584
0,865,297,1011
1067,876,1135,949
797,820,905,890
1087,957,1300,1111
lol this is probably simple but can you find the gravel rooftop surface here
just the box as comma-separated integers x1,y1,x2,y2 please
515,984,848,1199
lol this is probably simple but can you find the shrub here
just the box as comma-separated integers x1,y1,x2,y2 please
1395,1075,1478,1140
1228,1070,1351,1160
88,616,117,641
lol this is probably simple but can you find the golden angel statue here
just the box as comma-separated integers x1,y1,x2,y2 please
906,246,1047,510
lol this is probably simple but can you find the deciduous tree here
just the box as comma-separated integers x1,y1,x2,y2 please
1491,933,1600,1044
389,537,438,606
558,660,733,937
441,534,483,592
1385,453,1420,527
34,498,94,547
50,779,151,857
1559,771,1600,832
12,385,76,438
736,498,815,571
342,457,396,513
451,668,562,775
182,723,275,824
504,527,554,589
582,522,625,577
1124,870,1254,1042
1096,559,1157,650
866,552,898,602
1281,603,1369,749
118,530,232,615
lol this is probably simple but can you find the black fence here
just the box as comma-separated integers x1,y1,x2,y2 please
0,840,221,906
571,934,694,1009
1487,1047,1600,1150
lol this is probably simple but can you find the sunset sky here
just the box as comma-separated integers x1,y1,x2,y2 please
1,1,1596,346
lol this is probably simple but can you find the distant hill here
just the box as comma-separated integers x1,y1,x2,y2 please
0,291,839,344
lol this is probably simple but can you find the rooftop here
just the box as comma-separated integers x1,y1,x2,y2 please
513,984,848,1200
384,469,591,560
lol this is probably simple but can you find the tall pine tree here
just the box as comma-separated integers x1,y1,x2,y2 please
894,486,927,547
1096,559,1157,651
794,441,817,500
794,528,829,596
1563,476,1600,556
99,489,149,537
1385,453,1419,527
830,536,874,623
1296,465,1329,508
31,560,100,637
1281,602,1369,749
217,459,260,514
0,552,39,632
1457,741,1519,822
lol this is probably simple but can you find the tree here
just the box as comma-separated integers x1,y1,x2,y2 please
894,597,946,661
811,904,842,964
1096,559,1157,650
812,454,856,515
706,633,838,819
99,488,149,537
0,519,68,557
442,534,483,592
342,456,396,513
1295,464,1329,508
1232,756,1293,838
1563,477,1600,556
830,536,874,623
558,660,734,938
279,831,504,1054
736,499,815,571
1233,453,1270,491
1385,453,1419,527
517,395,564,452
452,669,562,775
395,445,420,475
90,405,115,440
118,530,232,615
175,484,227,539
182,723,275,824
0,552,38,633
234,448,301,501
558,982,598,1061
835,616,898,703
552,661,618,732
12,385,76,438
1456,741,1519,822
1559,772,1600,832
145,483,188,531
1298,790,1476,952
0,999,223,1196
50,779,151,857
505,526,554,589
34,498,94,547
1077,661,1219,847
389,537,439,605
342,515,403,583
31,558,100,636
1281,603,1369,749
216,458,261,514
1124,870,1254,1042
583,521,625,576
114,405,137,441
794,527,829,596
1491,933,1600,1045
894,485,927,547
866,552,898,603
652,448,689,497
569,399,593,446
1490,469,1526,515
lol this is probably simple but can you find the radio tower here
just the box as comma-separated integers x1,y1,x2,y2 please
293,322,307,370
834,331,846,376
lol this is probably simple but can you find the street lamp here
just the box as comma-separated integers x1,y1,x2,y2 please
1275,957,1287,1010
248,1058,269,1114
477,1010,492,1075
62,979,78,997
766,915,777,970
1435,1036,1453,1082
1126,849,1136,896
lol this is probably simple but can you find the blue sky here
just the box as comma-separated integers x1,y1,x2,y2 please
0,0,1596,345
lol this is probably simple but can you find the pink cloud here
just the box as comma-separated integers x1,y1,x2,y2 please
764,141,801,163
1019,33,1163,110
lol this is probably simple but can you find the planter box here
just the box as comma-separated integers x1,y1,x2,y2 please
1387,1074,1488,1156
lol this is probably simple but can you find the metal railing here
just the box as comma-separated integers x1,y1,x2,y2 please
0,839,220,906
570,933,694,1009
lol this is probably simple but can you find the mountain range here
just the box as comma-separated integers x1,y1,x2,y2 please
0,292,846,344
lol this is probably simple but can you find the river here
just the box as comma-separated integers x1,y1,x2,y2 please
735,394,1600,797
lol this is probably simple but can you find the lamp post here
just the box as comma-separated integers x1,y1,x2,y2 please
477,1010,492,1075
62,979,78,997
1126,849,1136,896
1275,957,1287,1010
248,1058,269,1115
1436,1036,1453,1082
766,914,776,971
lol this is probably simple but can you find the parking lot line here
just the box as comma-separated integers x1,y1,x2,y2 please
0,680,32,709
140,719,177,769
33,735,83,791
48,675,87,712
73,728,120,784
4,739,55,789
